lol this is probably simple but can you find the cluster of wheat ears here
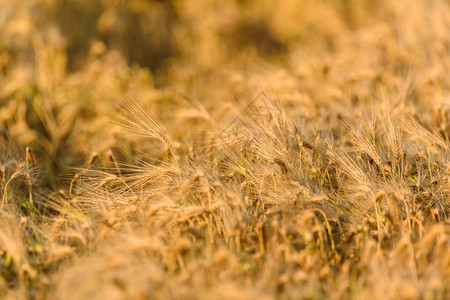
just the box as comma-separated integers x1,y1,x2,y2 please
1,0,450,299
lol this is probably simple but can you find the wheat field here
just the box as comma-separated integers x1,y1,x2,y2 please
0,0,449,299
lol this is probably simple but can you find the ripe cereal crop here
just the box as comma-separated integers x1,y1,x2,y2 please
0,1,449,299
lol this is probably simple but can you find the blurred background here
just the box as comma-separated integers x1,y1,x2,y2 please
0,0,449,185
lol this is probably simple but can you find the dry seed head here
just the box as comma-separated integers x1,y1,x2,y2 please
87,152,99,166
18,216,27,231
25,147,36,165
374,190,386,203
273,158,288,175
118,101,172,150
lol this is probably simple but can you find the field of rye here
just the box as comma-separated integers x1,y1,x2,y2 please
0,0,449,299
